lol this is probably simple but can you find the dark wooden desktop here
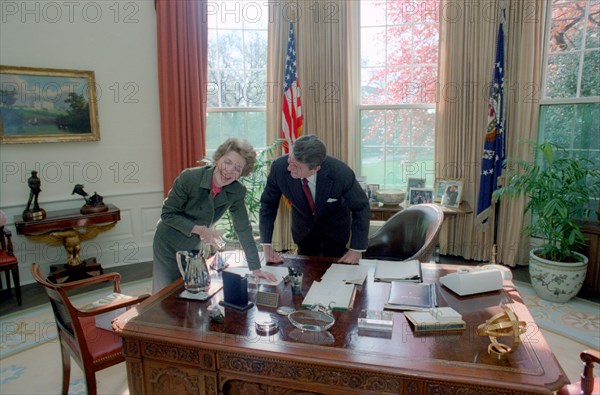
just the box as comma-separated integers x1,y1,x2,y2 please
113,255,568,395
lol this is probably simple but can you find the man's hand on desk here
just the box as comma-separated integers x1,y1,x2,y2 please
253,269,278,282
263,244,284,264
337,250,361,265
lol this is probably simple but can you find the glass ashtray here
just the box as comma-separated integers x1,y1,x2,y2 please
288,310,335,332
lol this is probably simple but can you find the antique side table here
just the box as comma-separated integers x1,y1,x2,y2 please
14,204,120,283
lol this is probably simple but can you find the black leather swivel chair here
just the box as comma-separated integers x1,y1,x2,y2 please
365,204,444,262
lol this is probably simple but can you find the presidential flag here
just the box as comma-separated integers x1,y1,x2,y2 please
282,22,303,152
477,20,506,224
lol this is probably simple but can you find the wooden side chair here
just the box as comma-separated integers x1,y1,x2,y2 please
365,204,445,262
0,213,21,306
559,349,600,395
31,262,150,395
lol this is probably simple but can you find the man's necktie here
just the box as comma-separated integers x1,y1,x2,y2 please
302,178,316,215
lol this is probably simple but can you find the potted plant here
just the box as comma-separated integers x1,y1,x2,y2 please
220,139,284,242
493,142,600,302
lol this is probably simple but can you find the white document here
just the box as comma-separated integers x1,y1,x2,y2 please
224,265,288,286
301,280,356,310
366,259,422,282
321,263,369,285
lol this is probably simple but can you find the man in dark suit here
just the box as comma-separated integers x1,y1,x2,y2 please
259,135,370,264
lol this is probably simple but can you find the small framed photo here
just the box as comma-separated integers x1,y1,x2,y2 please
366,183,379,202
407,178,426,193
408,188,434,205
434,178,464,207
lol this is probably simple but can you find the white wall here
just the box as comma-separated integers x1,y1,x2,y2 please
0,0,163,285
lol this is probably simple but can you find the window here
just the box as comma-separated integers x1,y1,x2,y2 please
539,0,599,164
206,1,269,156
359,0,439,189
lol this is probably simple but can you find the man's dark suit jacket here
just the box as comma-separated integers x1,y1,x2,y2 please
259,154,370,251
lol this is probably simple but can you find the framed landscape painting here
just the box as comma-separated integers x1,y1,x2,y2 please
0,65,100,144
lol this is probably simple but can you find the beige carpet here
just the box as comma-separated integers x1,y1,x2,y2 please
1,341,129,395
1,280,598,394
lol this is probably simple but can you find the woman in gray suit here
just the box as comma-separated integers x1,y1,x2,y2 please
152,138,276,293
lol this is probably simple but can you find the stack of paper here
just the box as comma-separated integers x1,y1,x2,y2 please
320,264,369,285
301,280,356,310
404,307,466,332
368,259,422,282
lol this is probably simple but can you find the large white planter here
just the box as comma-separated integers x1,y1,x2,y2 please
528,248,588,303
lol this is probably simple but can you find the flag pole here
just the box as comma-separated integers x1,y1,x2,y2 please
477,5,507,264
491,6,507,266
492,203,499,265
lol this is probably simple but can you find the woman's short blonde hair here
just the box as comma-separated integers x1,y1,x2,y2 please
213,137,257,177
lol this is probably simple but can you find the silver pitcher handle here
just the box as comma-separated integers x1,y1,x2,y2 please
176,251,187,279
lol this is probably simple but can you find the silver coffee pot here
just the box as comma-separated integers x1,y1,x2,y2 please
176,248,211,293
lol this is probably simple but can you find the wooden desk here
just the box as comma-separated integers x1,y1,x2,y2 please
370,201,473,221
14,204,120,282
114,255,568,395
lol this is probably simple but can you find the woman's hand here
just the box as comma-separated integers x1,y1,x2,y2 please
192,225,225,249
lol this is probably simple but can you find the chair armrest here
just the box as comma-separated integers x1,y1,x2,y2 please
78,294,150,317
54,272,122,293
581,349,600,364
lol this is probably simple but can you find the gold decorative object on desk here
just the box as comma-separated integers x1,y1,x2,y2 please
477,304,526,359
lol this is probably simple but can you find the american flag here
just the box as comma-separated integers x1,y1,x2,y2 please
477,19,507,224
282,22,303,152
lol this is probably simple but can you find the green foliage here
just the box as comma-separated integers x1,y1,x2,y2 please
493,143,600,262
56,92,90,133
221,139,284,240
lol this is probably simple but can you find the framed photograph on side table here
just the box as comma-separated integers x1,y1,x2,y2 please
407,178,426,195
408,188,434,205
434,178,464,207
0,65,100,144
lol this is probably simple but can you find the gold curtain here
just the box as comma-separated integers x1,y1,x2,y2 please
266,0,354,251
296,0,352,163
266,1,294,252
436,0,548,265
497,0,548,265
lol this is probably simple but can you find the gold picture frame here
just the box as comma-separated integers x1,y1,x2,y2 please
434,178,464,207
0,65,100,144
